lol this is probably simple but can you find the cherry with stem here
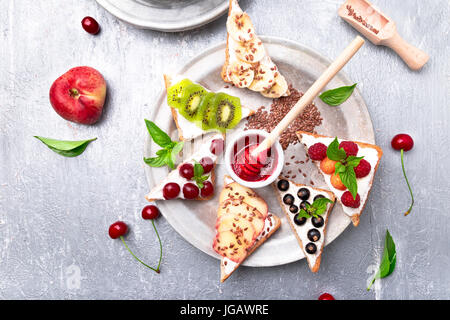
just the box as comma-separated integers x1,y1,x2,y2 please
109,204,163,273
391,134,414,216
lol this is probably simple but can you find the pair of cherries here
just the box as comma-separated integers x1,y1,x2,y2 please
109,205,162,273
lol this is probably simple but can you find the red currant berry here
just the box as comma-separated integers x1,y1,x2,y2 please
318,293,335,300
354,159,371,178
163,182,180,200
391,134,414,151
142,205,160,220
339,141,359,156
341,191,361,208
109,221,128,239
179,163,194,180
200,181,214,198
183,183,199,199
200,157,214,173
210,139,224,155
308,143,327,160
81,16,100,35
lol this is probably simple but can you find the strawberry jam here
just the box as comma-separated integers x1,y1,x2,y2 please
231,134,278,182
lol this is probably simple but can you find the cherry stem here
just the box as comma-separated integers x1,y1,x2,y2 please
401,149,414,216
119,220,162,274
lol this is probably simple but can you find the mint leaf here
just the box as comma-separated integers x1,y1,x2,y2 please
34,136,96,157
319,83,357,106
346,155,364,167
297,209,311,219
143,155,167,167
327,138,347,161
192,161,210,189
143,120,183,169
339,166,358,199
334,161,346,175
367,230,396,290
145,119,173,148
312,197,333,215
170,141,184,169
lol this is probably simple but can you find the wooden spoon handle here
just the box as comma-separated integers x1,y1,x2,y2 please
251,36,365,157
383,32,429,70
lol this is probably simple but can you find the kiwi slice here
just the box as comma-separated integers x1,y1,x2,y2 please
167,79,193,109
178,84,207,121
198,92,216,130
210,93,242,133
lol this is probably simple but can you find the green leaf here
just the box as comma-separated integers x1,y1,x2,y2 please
143,120,184,169
319,83,357,106
170,141,184,168
367,230,397,290
297,209,311,219
339,166,358,199
143,155,167,167
347,155,364,167
145,119,173,148
327,138,347,161
311,197,334,215
194,162,204,177
34,136,96,157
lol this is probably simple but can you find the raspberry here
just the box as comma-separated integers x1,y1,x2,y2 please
341,191,360,208
354,159,371,178
308,143,327,160
339,141,359,157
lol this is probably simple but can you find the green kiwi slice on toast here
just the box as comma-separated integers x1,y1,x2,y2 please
198,92,216,130
167,79,193,109
210,93,242,133
178,84,207,121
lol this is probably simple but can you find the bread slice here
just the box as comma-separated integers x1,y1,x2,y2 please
222,0,290,98
145,133,222,202
214,175,281,282
163,74,254,141
273,177,335,272
296,130,383,226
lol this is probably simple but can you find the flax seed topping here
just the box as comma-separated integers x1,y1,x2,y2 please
245,86,322,149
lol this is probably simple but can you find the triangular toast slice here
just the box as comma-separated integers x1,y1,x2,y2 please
145,133,222,202
163,74,254,141
221,0,290,98
296,131,383,226
273,177,335,272
214,175,281,282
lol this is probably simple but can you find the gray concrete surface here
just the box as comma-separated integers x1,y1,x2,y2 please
0,0,449,299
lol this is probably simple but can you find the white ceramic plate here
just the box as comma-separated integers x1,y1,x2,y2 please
96,0,229,32
144,36,375,267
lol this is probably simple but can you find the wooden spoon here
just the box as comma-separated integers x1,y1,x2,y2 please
338,0,429,70
250,36,365,159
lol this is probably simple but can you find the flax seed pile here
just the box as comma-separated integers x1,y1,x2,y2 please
244,85,322,150
346,5,379,34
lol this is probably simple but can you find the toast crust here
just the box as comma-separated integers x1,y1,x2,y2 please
218,175,281,282
296,130,383,227
222,0,290,97
273,179,335,272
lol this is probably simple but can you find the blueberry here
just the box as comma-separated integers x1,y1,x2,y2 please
314,194,325,201
297,188,310,200
300,201,310,210
277,179,290,191
312,215,325,228
307,229,321,242
289,204,298,214
305,243,317,254
283,194,295,205
293,214,307,226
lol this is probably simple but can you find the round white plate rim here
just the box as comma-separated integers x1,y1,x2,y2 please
144,36,374,267
95,0,229,32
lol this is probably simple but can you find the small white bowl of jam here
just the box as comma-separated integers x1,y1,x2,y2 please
225,129,284,189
